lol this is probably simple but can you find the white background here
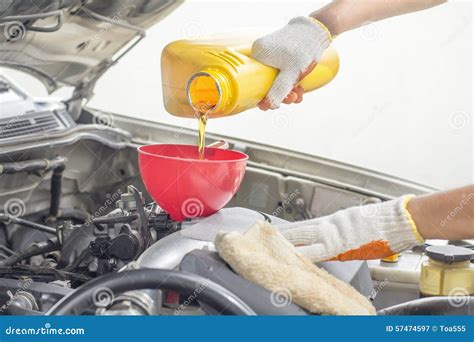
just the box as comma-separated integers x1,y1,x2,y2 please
5,1,474,190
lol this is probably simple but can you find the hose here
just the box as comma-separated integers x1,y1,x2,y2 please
49,164,65,219
0,215,56,234
0,156,66,221
377,296,474,315
0,265,91,283
0,156,66,175
47,269,255,316
0,238,59,267
0,244,14,255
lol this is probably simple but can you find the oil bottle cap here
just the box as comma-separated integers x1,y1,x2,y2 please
425,245,474,263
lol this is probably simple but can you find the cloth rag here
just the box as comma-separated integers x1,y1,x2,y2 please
214,220,376,315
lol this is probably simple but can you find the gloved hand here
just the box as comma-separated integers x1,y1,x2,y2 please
251,16,333,110
277,195,425,262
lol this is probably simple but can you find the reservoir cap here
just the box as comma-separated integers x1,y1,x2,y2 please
425,245,474,263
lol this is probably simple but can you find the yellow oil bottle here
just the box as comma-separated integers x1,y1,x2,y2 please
161,37,340,118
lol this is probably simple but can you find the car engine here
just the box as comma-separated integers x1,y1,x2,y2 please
0,167,472,316
0,175,178,313
0,77,471,316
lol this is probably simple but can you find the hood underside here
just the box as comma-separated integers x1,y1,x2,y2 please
0,0,183,93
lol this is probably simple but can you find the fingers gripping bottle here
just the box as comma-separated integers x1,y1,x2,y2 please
161,35,339,118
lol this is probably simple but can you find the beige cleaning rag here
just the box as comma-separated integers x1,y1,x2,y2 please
214,220,376,315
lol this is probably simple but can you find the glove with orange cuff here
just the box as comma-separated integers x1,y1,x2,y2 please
277,195,425,262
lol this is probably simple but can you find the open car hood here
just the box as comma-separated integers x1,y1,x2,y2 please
0,0,182,94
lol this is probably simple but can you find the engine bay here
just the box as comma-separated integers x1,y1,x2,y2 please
0,81,472,315
0,171,376,315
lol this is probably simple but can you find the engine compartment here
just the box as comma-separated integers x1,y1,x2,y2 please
0,159,374,315
0,100,471,315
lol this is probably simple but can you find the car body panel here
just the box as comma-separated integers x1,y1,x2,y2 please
0,0,183,93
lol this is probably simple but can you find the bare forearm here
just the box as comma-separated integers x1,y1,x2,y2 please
311,0,447,36
407,185,474,241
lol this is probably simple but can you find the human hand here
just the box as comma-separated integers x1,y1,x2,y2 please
276,196,425,262
251,16,332,110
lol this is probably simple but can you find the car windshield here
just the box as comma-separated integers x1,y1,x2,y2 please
9,1,474,190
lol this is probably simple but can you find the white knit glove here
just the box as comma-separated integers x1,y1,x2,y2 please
276,196,425,262
251,16,332,110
